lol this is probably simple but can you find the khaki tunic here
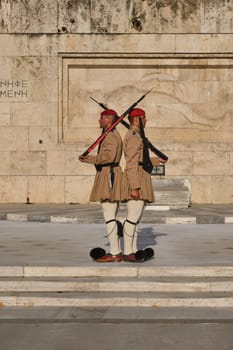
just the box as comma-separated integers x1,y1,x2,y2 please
84,129,123,202
121,126,160,203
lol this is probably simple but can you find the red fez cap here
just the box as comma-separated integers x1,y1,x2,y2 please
128,108,145,117
100,109,117,117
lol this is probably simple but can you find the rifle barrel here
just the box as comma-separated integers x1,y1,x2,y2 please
82,89,152,156
89,90,168,161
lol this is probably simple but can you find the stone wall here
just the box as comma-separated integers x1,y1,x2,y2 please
0,0,233,204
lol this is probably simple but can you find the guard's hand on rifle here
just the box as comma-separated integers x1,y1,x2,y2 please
79,155,88,162
159,158,167,164
130,189,140,200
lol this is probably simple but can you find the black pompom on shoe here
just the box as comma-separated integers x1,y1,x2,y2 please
135,249,147,262
90,247,106,259
144,247,155,261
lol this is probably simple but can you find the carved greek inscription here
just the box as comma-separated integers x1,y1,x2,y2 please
0,80,28,99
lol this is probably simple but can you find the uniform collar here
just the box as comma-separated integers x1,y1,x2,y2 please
130,125,140,133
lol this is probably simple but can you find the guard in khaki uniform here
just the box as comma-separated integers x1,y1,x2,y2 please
79,109,123,262
121,108,167,262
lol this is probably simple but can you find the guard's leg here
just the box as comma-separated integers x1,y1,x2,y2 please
124,199,145,255
101,201,121,255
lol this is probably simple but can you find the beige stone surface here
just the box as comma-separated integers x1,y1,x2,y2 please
1,0,233,35
28,127,58,151
190,176,212,204
9,151,47,175
0,127,28,151
0,35,29,56
211,176,233,203
29,35,59,57
64,175,95,204
10,0,57,33
10,102,48,127
0,176,27,202
165,152,193,176
201,1,233,33
28,176,65,203
0,152,10,175
230,152,233,175
58,0,91,33
0,102,10,126
193,151,230,176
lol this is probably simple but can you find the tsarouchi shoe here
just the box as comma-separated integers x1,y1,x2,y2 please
95,253,122,263
122,254,137,262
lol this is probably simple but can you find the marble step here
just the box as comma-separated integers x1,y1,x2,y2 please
0,277,233,293
1,292,233,308
151,178,191,208
2,266,233,278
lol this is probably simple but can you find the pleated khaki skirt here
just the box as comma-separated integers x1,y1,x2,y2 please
89,166,123,202
121,166,155,203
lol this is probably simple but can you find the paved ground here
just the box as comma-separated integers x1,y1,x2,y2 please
0,221,232,266
1,322,233,350
0,203,233,224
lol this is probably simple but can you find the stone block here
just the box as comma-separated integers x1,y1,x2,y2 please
64,151,96,176
174,128,209,143
165,151,193,176
30,78,58,103
10,151,46,175
10,0,57,33
145,128,175,143
192,102,233,131
0,102,10,126
0,0,11,33
175,142,210,152
175,34,212,53
10,56,45,80
193,151,230,176
91,0,200,34
0,127,28,151
0,152,10,175
47,102,59,127
211,176,233,203
230,152,233,175
28,127,58,151
210,130,233,143
58,34,93,53
64,175,95,203
175,81,214,104
0,114,10,126
29,35,59,57
47,151,65,176
10,102,48,126
28,176,65,203
152,178,191,208
190,175,211,203
178,66,230,81
0,35,29,56
153,104,192,128
58,0,91,33
102,34,176,53
0,57,11,78
201,1,233,33
0,176,27,202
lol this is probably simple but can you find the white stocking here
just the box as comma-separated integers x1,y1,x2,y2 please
124,200,145,255
101,201,121,255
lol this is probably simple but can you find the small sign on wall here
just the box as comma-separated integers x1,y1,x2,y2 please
151,164,165,176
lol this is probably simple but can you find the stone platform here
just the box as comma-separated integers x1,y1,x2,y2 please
0,203,233,224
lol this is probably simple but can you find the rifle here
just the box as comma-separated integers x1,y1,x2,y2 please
81,89,153,156
90,96,168,161
139,117,153,174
